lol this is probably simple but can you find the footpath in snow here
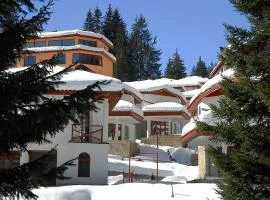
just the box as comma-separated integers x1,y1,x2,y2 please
108,142,198,182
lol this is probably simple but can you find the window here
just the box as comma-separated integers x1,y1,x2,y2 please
48,39,75,46
35,41,46,47
55,54,66,64
24,56,36,66
62,39,75,46
78,39,97,47
25,42,34,48
78,152,90,177
24,41,46,48
72,53,102,66
48,40,62,46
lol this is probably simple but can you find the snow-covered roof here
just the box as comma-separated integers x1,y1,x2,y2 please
5,66,140,97
113,100,143,117
165,76,209,87
24,44,116,62
126,77,208,90
125,80,186,102
209,61,223,78
37,29,113,47
143,102,190,115
121,83,143,101
183,89,201,98
189,68,234,106
181,110,216,136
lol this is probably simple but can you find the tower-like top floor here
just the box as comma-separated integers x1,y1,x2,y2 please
17,29,116,77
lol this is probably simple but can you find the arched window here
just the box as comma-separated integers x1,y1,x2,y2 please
78,152,90,177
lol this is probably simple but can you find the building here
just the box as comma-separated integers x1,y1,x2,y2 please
3,66,140,185
124,79,189,146
181,62,234,178
16,30,116,77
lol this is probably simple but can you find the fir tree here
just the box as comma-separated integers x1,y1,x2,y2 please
102,4,114,41
82,7,102,33
0,0,103,199
207,62,216,77
111,8,130,81
92,7,103,33
129,15,161,80
83,9,94,31
191,56,208,77
197,0,270,199
165,50,186,79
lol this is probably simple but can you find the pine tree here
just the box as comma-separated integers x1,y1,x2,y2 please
0,0,103,198
129,15,161,80
191,56,208,77
165,50,186,79
83,9,94,31
197,1,270,199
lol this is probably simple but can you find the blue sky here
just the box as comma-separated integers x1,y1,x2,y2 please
43,0,249,74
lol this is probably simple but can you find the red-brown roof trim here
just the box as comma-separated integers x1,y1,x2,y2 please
209,61,223,78
187,85,222,113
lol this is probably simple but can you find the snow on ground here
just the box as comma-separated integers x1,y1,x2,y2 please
108,175,123,185
25,183,219,200
108,142,198,181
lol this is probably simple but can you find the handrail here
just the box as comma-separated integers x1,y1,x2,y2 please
70,124,104,144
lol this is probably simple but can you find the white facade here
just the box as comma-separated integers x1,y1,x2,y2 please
20,95,110,185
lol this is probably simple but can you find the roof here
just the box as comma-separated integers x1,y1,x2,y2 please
112,100,144,118
188,68,234,111
37,29,113,47
5,66,141,101
143,102,190,118
183,89,201,99
166,76,209,87
209,61,223,78
125,80,186,104
24,44,116,62
126,77,208,89
181,111,216,143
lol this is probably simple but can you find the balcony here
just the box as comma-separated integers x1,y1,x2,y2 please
70,124,103,144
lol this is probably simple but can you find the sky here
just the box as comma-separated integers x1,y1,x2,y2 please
43,0,249,74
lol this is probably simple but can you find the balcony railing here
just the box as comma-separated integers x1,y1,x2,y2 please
70,124,103,144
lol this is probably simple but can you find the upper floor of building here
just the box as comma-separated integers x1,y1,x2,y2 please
16,30,116,77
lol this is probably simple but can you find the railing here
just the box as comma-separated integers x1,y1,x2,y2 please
70,124,103,144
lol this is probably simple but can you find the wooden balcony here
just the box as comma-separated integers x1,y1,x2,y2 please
70,124,103,144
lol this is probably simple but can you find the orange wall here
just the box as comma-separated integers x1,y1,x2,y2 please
17,49,114,77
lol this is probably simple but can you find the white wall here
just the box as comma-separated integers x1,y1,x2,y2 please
23,94,109,185
56,143,108,185
201,96,222,107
